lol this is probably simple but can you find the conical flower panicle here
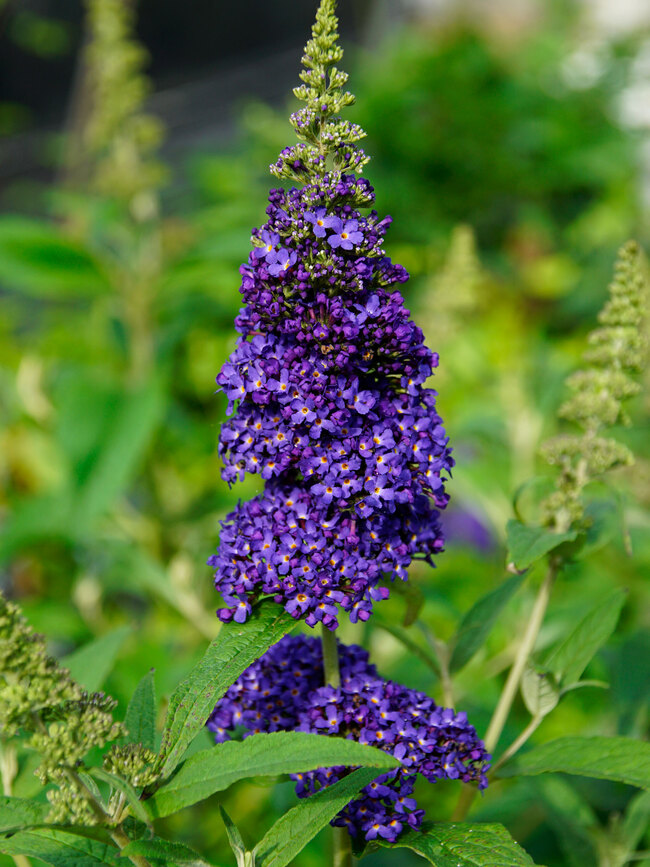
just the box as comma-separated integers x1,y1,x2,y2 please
208,635,490,842
210,1,453,628
541,241,648,531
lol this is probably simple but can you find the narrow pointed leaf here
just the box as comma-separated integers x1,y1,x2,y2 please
156,602,295,779
450,574,525,673
0,217,110,297
121,837,213,867
506,520,577,570
219,806,249,867
61,627,131,692
72,379,165,531
0,796,49,832
544,588,626,686
253,767,381,867
498,736,650,788
376,620,441,678
150,731,399,817
623,791,650,851
375,821,537,865
389,580,425,627
532,778,599,867
124,669,156,751
0,828,120,867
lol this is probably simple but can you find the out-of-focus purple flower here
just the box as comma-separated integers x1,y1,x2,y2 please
207,635,490,842
442,506,495,552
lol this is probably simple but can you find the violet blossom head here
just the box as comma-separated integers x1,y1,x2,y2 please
207,635,490,842
209,0,453,629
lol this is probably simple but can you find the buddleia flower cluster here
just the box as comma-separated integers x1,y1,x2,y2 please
541,241,648,532
209,0,453,629
0,593,123,824
208,636,489,842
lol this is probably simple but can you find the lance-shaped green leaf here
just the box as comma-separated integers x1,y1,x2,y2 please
123,669,156,751
149,731,399,817
121,837,214,867
0,796,49,832
389,579,425,627
0,828,120,867
61,626,131,692
520,666,560,718
450,574,525,673
506,520,577,570
376,620,441,678
623,791,650,852
253,767,381,867
374,821,537,865
498,736,650,788
531,777,598,867
155,603,295,779
543,588,626,687
0,217,111,297
71,378,166,531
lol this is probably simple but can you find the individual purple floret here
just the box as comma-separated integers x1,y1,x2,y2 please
327,217,364,250
207,635,490,842
210,174,454,627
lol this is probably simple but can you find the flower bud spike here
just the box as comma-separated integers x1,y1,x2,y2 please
541,241,648,532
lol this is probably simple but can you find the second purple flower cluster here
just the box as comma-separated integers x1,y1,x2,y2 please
208,635,489,842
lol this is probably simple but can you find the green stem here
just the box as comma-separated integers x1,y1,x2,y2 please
63,768,150,867
321,624,341,689
321,625,351,867
489,714,542,777
451,559,559,821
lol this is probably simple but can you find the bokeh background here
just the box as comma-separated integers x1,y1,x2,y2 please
1,0,649,865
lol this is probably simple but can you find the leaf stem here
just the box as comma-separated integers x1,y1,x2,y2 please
321,625,352,867
451,559,559,821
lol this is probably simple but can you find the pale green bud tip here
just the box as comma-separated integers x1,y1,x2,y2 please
541,241,648,530
271,0,370,184
104,743,157,788
433,225,483,324
83,0,166,204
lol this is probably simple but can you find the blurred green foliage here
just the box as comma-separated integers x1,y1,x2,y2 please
0,3,649,866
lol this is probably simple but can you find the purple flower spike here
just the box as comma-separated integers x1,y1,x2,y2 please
328,219,364,250
211,109,454,629
207,635,490,842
